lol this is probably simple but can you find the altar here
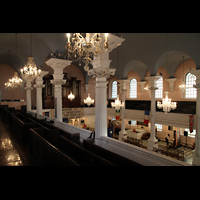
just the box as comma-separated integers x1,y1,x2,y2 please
126,128,147,139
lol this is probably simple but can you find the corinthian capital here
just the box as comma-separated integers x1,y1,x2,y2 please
50,79,66,86
88,68,116,79
34,84,45,89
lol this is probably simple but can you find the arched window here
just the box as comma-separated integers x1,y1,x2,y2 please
155,77,163,98
185,72,197,99
112,81,118,98
130,79,137,98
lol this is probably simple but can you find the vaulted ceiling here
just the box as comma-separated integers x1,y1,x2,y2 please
1,33,200,82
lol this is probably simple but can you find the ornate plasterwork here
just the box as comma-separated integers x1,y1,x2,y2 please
34,84,45,89
88,68,116,79
50,79,66,86
25,86,33,91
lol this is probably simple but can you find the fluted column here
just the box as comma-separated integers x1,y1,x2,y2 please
25,80,33,113
34,71,49,117
46,58,72,122
88,57,115,138
117,80,129,140
145,75,161,151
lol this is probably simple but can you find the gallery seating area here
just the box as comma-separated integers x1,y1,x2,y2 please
0,105,142,166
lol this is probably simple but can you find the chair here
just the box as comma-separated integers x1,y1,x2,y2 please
153,147,158,152
135,139,140,146
139,140,143,147
167,148,173,157
172,149,179,160
162,146,168,155
178,150,184,161
157,145,163,154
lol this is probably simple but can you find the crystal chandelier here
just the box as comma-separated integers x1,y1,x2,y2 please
65,33,109,71
68,92,75,101
157,91,177,114
84,94,94,106
111,95,124,110
20,34,41,82
10,72,23,88
20,57,41,81
5,80,14,90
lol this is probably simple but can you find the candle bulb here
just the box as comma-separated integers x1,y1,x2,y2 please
105,33,108,42
67,33,70,43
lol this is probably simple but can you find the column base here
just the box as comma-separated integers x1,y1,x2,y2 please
147,137,158,151
119,130,127,141
192,150,200,166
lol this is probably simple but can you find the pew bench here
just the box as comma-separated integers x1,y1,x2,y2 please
83,139,142,166
29,127,80,166
59,135,115,166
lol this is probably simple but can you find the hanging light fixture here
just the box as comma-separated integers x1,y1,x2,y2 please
111,95,124,120
111,95,124,109
84,94,94,106
68,92,75,101
10,72,23,88
20,33,41,82
65,33,110,71
157,91,177,114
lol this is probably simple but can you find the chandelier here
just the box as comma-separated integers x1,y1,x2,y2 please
9,72,23,88
157,92,177,114
111,95,124,110
5,80,14,90
84,94,94,106
65,33,109,72
68,92,75,101
20,57,41,81
20,34,41,82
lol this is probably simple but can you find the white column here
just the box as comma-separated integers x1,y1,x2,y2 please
88,57,115,138
191,69,200,165
51,79,66,122
145,75,161,151
118,80,129,140
34,71,49,117
95,77,108,138
46,58,72,122
25,80,33,113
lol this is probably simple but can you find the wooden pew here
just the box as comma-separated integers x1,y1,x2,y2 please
59,135,115,166
11,113,40,145
83,139,142,166
29,128,80,166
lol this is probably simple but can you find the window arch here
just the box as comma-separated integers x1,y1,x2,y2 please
112,81,118,98
130,79,137,98
155,77,163,98
185,72,197,99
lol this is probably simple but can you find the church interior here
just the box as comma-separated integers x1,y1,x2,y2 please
0,33,199,166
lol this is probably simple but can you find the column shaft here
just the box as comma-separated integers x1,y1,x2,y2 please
95,78,108,138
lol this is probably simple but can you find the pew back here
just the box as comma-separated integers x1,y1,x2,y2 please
59,135,115,166
83,139,142,166
29,128,80,166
